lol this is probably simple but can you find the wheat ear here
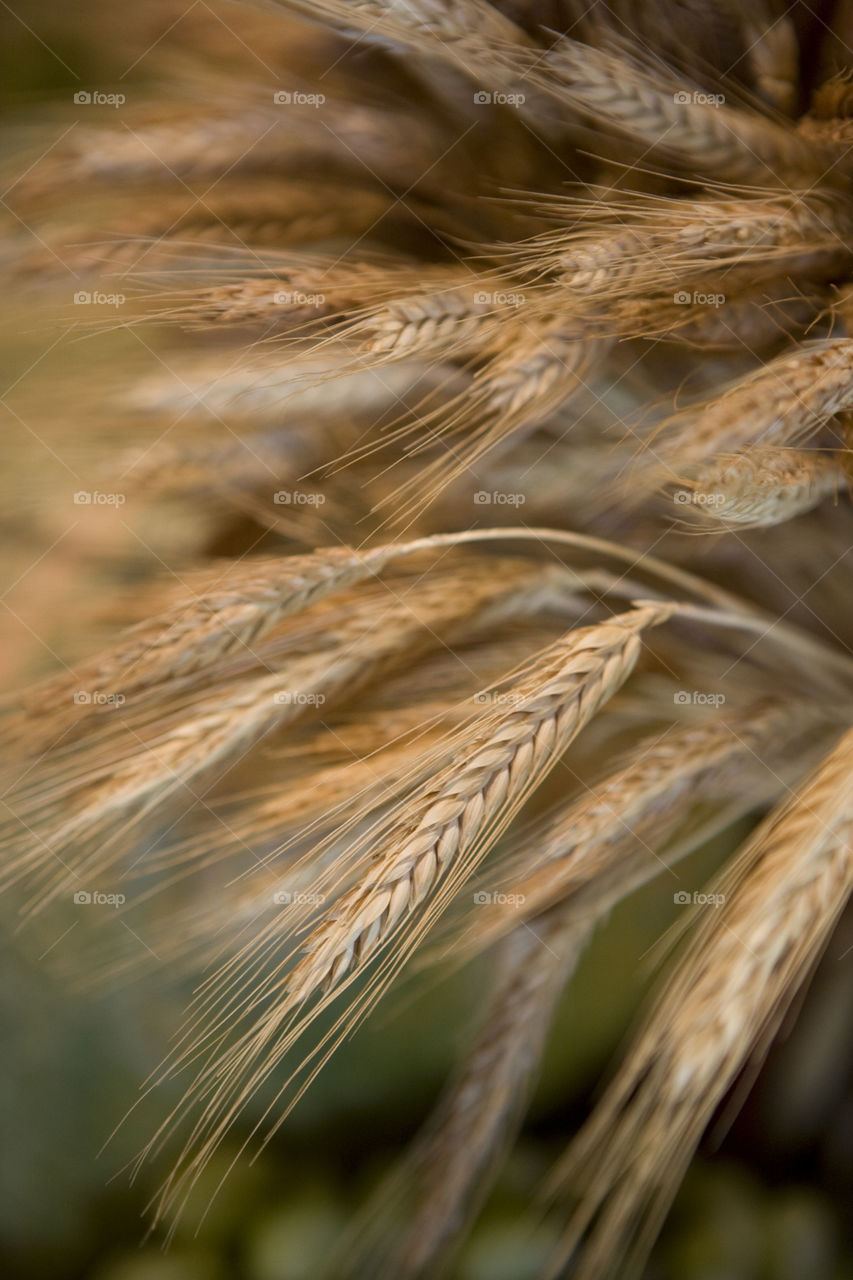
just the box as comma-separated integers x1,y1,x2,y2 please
652,339,853,473
676,448,842,528
283,604,674,1006
461,700,810,956
548,726,853,1280
137,604,673,1226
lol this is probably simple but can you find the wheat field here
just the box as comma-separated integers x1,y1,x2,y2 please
3,1,853,1277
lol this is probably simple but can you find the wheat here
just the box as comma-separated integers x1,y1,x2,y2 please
459,700,813,956
548,726,853,1279
651,340,853,475
7,2,853,1272
360,908,591,1279
5,560,586,905
284,604,673,1006
676,448,842,528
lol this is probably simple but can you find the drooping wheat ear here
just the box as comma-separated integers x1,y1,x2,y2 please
356,277,522,361
474,321,594,420
274,0,826,185
535,39,834,184
6,561,574,907
12,534,538,749
461,699,812,957
283,603,675,1007
139,604,673,1223
675,448,842,529
271,0,530,61
154,262,496,340
158,263,390,330
9,543,401,753
547,725,853,1280
354,909,591,1280
544,193,853,303
650,339,853,476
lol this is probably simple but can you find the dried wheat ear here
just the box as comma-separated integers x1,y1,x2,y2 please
6,0,853,1276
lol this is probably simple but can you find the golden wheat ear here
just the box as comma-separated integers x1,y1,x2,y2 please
545,726,853,1280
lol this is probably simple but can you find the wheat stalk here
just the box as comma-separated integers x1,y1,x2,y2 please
362,908,591,1279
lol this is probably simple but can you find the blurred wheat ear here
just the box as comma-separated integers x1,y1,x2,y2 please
6,0,853,1276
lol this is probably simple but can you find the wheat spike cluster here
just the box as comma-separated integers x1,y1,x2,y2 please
5,0,853,1276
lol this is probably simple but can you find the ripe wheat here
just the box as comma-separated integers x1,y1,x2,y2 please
6,2,853,1277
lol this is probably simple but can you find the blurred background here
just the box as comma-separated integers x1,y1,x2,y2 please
2,3,853,1278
